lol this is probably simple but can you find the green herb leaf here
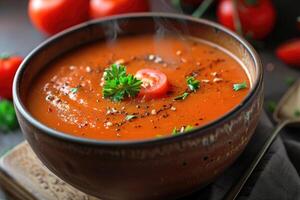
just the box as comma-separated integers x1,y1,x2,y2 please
284,76,296,87
172,125,194,136
0,100,19,132
233,81,247,91
70,87,79,94
184,125,194,132
103,63,126,81
174,92,189,101
266,100,277,113
186,76,200,92
172,127,179,136
294,109,300,117
125,114,137,121
102,64,142,102
174,76,200,101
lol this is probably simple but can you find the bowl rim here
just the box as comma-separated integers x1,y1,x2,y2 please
13,12,263,147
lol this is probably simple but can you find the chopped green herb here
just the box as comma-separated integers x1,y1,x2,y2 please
184,125,194,132
70,87,79,94
186,76,200,92
172,125,194,136
125,114,137,121
294,110,300,117
174,92,189,101
156,134,163,138
0,100,19,132
233,82,247,91
102,64,142,102
174,76,200,101
284,76,296,86
172,127,179,136
266,100,277,113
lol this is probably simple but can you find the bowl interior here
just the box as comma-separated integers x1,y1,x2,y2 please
15,13,261,143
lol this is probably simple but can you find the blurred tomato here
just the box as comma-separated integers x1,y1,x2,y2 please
0,55,23,99
217,0,276,39
28,0,89,35
276,39,300,67
89,0,149,19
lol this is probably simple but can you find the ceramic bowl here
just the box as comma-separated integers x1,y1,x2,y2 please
13,13,263,200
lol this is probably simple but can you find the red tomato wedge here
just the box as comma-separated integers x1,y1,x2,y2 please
276,39,300,67
135,69,169,99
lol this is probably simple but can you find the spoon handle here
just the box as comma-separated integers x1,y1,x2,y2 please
224,120,290,200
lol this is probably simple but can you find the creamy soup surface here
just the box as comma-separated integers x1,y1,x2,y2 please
27,34,250,141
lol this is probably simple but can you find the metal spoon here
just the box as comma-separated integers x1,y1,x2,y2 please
224,79,300,200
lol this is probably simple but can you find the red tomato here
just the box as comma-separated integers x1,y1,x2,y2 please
89,0,149,19
276,39,300,67
217,0,276,39
28,0,89,35
0,55,23,99
135,69,169,99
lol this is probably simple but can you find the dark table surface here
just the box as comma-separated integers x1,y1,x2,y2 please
0,0,299,199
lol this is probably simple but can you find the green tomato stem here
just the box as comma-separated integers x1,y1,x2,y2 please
192,0,214,18
171,0,182,11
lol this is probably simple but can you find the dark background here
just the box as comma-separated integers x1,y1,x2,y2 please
0,0,299,199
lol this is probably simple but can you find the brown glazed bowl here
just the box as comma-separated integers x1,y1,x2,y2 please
13,13,263,200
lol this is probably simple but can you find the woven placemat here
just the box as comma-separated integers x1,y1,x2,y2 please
0,142,99,200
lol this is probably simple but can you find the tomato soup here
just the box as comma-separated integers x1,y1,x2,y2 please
26,34,250,141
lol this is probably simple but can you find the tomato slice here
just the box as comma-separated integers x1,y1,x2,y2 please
135,69,169,99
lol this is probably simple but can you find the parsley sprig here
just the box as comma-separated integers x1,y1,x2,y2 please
102,64,142,102
187,76,200,92
174,76,200,100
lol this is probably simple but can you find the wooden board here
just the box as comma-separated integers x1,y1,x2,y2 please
0,142,99,200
